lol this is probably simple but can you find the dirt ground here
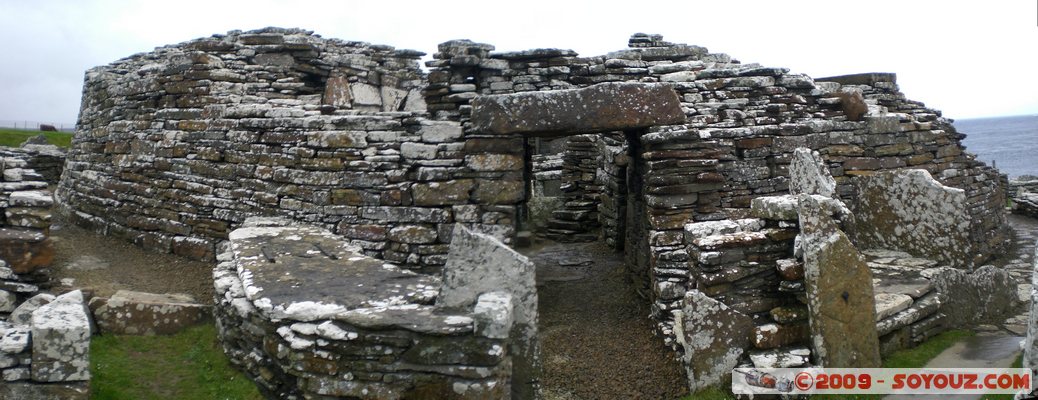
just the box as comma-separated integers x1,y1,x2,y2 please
47,215,216,304
524,240,689,400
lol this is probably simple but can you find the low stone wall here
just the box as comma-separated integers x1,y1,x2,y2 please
1,144,66,184
1011,178,1038,218
213,217,534,399
0,290,91,399
672,150,1015,390
0,160,55,316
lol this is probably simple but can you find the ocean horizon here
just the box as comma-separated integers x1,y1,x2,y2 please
956,114,1038,179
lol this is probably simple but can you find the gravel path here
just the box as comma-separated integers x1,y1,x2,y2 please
47,215,216,304
524,241,688,400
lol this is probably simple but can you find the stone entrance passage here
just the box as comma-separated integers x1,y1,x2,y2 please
522,241,687,399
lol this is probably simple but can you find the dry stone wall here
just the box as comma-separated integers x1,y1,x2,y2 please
57,28,524,270
213,218,528,399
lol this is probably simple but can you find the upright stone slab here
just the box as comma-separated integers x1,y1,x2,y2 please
851,169,972,269
790,148,837,197
798,195,881,367
470,82,686,135
31,290,91,382
1019,243,1038,399
439,226,538,400
674,290,753,391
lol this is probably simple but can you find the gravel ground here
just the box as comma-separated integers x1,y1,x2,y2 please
524,241,688,400
47,215,216,304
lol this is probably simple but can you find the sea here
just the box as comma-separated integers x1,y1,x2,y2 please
956,115,1038,179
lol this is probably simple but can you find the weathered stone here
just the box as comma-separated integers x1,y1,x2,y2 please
1022,245,1038,395
0,326,30,353
465,154,522,171
0,228,54,274
387,225,439,244
0,289,15,312
770,305,808,324
776,259,804,280
0,382,89,400
931,265,1016,327
874,293,913,321
472,292,513,339
89,290,209,335
753,322,809,349
31,290,91,382
851,169,973,269
790,148,836,197
473,180,523,205
9,293,56,325
322,73,352,108
439,226,538,400
470,82,685,135
419,120,463,143
9,190,54,207
412,179,474,206
673,290,753,392
798,194,881,367
748,347,811,368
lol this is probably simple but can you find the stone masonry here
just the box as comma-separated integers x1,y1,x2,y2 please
60,28,1015,396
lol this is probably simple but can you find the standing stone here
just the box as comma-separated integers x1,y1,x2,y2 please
850,169,972,269
322,73,352,108
1022,243,1038,399
31,290,91,382
439,226,538,400
798,194,881,367
674,290,753,391
790,148,837,197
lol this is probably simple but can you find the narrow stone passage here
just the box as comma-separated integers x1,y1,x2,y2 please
523,241,688,399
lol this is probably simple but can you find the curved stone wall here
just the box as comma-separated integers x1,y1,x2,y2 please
57,28,521,268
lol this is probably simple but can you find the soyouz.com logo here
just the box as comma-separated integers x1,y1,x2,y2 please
732,367,1032,395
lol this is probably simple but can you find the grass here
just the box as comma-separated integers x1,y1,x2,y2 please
0,128,72,148
90,323,263,400
681,330,987,400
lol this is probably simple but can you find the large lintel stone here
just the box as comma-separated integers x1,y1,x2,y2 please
470,82,686,136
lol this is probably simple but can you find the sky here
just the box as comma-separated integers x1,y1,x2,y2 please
1,0,1036,126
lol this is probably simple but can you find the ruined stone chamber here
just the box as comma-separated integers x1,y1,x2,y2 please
61,28,1015,397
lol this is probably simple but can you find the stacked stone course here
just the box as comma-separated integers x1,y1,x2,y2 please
61,29,1016,396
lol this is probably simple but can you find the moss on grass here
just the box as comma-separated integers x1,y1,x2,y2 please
0,128,72,148
90,323,263,400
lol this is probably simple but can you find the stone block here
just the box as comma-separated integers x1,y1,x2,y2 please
470,82,685,136
674,290,753,391
89,290,209,335
0,227,54,274
412,179,474,206
9,293,56,326
31,290,91,382
790,148,836,197
419,120,463,143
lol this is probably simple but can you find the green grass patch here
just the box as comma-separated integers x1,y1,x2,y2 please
0,128,72,148
681,330,979,400
90,323,263,400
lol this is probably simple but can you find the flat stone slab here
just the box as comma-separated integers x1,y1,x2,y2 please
874,293,914,321
229,221,439,322
89,290,209,335
470,82,686,135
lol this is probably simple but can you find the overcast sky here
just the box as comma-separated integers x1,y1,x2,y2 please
2,0,1036,126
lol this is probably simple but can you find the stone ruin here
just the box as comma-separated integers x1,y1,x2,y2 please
0,27,1022,397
